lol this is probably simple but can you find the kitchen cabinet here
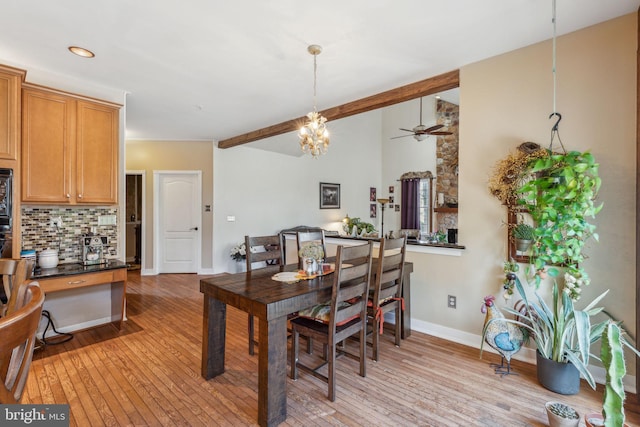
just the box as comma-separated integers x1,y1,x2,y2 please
0,65,25,160
21,85,120,204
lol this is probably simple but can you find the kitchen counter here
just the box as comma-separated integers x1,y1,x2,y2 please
33,259,128,280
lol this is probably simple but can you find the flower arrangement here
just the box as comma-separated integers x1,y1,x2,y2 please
298,241,324,260
230,243,247,261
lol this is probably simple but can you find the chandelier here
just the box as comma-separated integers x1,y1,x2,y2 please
299,45,329,158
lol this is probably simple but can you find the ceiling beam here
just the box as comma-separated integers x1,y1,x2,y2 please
217,69,459,149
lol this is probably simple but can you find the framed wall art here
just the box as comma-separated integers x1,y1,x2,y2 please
320,183,340,209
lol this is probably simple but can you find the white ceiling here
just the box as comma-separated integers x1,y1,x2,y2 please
0,1,637,142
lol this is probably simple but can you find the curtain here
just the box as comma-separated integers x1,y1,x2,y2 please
401,178,420,229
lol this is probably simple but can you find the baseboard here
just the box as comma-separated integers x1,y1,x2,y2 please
410,318,637,394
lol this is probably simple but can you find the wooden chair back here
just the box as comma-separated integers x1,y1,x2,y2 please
244,234,284,272
0,259,34,317
0,282,44,403
330,242,373,334
372,236,406,310
296,229,326,268
369,236,406,360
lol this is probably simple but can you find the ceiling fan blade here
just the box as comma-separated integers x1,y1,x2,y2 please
390,134,413,140
398,128,415,133
424,124,444,132
428,131,453,135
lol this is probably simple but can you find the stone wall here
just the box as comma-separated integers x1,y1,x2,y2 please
435,99,459,233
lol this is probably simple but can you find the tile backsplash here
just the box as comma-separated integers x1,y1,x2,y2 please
21,207,119,263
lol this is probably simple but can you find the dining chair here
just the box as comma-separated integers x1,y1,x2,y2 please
0,259,34,317
244,234,284,355
290,241,373,402
0,282,44,403
368,236,406,361
296,229,326,269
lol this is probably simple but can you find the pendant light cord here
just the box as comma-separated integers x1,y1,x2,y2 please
549,0,565,153
313,53,318,113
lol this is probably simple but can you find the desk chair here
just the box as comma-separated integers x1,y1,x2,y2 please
290,242,373,402
0,282,44,403
244,234,284,355
368,236,406,361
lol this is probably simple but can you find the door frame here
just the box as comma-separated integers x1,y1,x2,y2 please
126,170,146,271
153,170,202,274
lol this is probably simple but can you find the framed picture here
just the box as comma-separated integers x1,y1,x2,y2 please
389,195,394,204
370,187,376,202
370,203,377,218
395,205,400,212
319,183,340,209
389,185,394,194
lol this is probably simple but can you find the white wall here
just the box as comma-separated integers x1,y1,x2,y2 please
213,110,383,273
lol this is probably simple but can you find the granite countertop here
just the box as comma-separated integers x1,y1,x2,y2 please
32,259,128,280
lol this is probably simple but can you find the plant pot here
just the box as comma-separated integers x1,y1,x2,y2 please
585,412,631,427
515,238,532,252
537,351,580,395
545,402,580,427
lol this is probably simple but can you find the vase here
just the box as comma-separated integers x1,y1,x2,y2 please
537,351,580,395
235,260,247,273
303,258,317,276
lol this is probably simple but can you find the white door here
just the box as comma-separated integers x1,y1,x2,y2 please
155,171,201,273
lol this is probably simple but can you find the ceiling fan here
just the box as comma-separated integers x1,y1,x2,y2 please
391,97,453,141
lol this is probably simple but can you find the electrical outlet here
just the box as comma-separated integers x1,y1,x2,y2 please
448,295,457,309
50,217,62,228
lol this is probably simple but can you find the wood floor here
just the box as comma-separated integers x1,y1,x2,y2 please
22,271,640,426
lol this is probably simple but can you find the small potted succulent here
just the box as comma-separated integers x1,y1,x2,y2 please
545,401,580,427
511,222,534,252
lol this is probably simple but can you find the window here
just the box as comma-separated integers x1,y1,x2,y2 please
418,179,431,233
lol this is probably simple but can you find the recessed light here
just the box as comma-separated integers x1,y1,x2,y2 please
68,46,95,58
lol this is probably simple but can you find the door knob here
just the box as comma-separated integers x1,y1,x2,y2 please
190,227,198,231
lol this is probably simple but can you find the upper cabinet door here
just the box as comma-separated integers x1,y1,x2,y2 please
0,65,25,161
76,101,118,204
21,88,74,204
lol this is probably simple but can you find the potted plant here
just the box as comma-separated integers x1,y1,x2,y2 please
492,274,629,395
511,223,534,252
545,401,580,427
516,149,602,290
584,321,640,427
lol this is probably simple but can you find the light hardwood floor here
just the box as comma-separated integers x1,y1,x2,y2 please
23,271,640,426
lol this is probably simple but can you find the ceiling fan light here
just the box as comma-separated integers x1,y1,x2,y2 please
414,134,428,141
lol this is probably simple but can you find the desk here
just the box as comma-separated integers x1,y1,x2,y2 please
200,261,412,427
33,260,128,330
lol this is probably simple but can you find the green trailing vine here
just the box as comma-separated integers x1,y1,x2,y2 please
516,149,602,296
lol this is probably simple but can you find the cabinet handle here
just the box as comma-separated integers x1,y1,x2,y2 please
67,280,86,285
78,194,83,199
66,193,70,198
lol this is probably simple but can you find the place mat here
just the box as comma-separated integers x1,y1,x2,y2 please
271,272,300,284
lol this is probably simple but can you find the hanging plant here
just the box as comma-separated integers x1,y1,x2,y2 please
515,149,603,294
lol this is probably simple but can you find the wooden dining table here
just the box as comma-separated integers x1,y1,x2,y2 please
200,261,412,427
